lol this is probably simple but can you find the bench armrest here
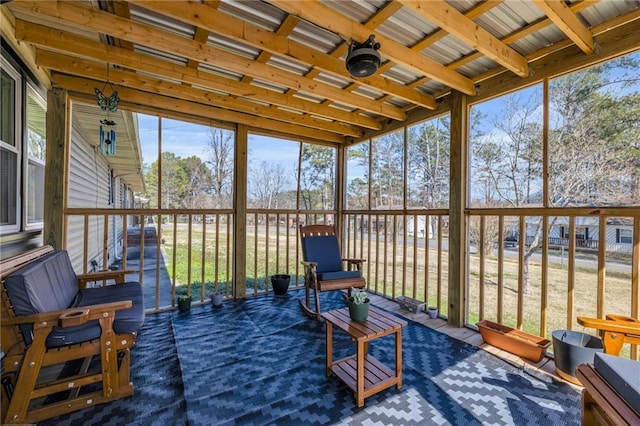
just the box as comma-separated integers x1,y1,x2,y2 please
77,269,135,287
1,300,133,327
301,260,318,268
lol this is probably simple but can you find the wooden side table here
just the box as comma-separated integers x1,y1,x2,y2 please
321,306,407,407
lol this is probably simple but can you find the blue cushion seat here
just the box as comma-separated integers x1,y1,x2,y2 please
594,352,640,413
317,270,361,281
4,250,144,348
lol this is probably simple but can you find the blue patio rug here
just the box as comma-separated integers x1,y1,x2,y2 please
42,290,580,425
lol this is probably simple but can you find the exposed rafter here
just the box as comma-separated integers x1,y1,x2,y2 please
10,1,407,121
126,0,436,110
532,0,595,54
14,20,381,131
397,0,529,77
4,0,637,144
266,0,477,96
52,73,346,144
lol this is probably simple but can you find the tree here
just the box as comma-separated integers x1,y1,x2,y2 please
248,160,290,209
299,144,335,210
206,128,234,208
371,130,404,209
179,156,213,209
407,115,450,236
470,56,640,293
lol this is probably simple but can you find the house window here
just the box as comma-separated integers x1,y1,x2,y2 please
1,59,21,233
27,86,46,226
1,56,47,235
617,228,632,244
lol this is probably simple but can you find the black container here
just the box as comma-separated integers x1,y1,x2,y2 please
552,330,603,383
270,274,290,296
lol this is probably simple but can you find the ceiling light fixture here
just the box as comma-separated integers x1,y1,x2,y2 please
345,34,381,78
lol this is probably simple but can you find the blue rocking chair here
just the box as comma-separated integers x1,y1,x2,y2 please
298,224,366,319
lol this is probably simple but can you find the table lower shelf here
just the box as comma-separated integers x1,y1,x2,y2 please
330,354,399,398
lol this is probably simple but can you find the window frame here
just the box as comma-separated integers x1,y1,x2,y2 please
0,57,22,234
24,83,46,230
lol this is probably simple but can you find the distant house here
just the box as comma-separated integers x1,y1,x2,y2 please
522,217,634,254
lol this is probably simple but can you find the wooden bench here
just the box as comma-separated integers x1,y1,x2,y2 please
1,246,144,424
576,363,640,425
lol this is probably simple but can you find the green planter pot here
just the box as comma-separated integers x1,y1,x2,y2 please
348,300,370,322
177,296,192,312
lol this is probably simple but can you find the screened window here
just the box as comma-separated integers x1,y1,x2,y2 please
407,115,450,209
1,59,21,232
549,53,640,207
469,85,543,208
26,86,46,225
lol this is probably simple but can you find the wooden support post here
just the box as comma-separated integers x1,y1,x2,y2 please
233,124,248,298
448,90,468,327
43,88,68,250
336,144,345,239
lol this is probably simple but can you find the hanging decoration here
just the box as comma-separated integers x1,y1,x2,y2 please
95,64,120,156
100,119,117,156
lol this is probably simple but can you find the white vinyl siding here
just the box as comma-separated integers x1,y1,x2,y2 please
67,119,110,272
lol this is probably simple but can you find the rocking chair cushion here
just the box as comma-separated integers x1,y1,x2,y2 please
301,235,342,272
317,270,361,281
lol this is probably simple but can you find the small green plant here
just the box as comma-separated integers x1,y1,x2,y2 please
349,288,369,305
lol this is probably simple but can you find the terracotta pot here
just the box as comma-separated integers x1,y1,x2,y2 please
477,320,551,362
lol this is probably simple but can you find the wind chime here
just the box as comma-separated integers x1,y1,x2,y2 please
95,64,120,156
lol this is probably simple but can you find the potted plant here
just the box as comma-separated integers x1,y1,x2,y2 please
348,288,370,322
210,291,224,308
177,295,192,313
427,306,438,319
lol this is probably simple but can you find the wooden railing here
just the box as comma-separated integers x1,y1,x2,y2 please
65,208,337,312
467,207,639,359
65,208,234,312
65,206,639,359
244,210,335,295
342,210,450,315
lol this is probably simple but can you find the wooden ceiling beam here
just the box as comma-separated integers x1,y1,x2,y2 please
53,73,345,144
267,0,477,96
532,0,595,54
14,20,381,130
398,0,529,77
37,50,361,137
10,0,406,121
377,0,503,77
127,0,435,110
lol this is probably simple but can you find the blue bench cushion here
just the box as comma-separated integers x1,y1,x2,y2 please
594,352,640,414
46,282,145,347
301,235,342,273
317,270,361,281
5,249,144,348
5,250,78,315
